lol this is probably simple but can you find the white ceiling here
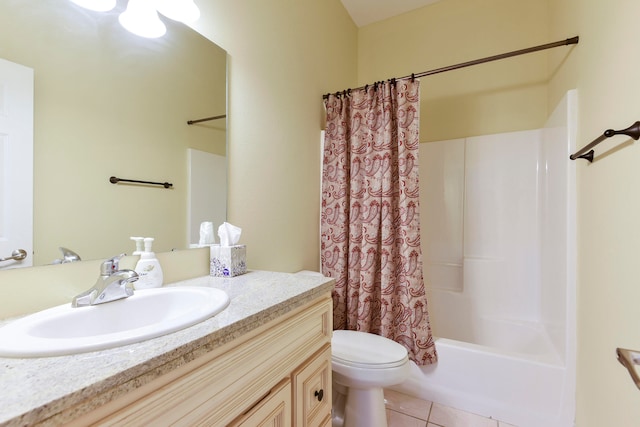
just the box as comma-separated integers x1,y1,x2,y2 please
341,0,443,27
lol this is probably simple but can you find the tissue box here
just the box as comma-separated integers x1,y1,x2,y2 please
210,245,247,277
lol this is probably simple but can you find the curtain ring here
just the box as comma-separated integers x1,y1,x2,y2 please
347,88,352,97
411,73,415,82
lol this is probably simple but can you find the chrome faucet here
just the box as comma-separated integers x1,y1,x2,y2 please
53,247,82,264
72,254,138,307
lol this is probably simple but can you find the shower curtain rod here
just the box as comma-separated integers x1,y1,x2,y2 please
323,36,579,99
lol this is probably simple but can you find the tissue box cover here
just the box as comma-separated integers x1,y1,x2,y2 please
210,245,247,277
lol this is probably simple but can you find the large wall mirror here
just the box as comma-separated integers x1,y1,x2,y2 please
0,0,227,266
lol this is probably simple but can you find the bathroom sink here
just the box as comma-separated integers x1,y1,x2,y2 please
0,286,230,358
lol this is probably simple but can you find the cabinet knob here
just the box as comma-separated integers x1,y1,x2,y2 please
314,389,324,401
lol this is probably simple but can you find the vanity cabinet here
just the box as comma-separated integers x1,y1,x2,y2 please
293,345,332,426
229,379,292,426
230,343,331,427
65,294,332,426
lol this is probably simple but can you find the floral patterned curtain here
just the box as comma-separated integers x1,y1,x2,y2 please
321,79,437,365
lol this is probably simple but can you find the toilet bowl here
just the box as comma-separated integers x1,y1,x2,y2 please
331,330,411,427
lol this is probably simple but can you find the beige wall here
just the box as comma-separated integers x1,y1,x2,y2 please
357,0,550,142
191,0,358,273
6,1,640,424
549,0,640,425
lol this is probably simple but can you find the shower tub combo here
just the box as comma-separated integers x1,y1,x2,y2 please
395,91,577,427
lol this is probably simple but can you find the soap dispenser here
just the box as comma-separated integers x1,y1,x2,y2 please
130,236,144,256
134,237,163,289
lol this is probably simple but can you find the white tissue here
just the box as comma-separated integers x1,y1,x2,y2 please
218,222,241,246
199,221,215,245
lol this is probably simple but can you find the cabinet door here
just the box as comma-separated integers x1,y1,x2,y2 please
293,345,332,427
231,379,291,427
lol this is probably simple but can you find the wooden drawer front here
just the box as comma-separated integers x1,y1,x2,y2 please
293,345,332,427
320,415,332,427
89,296,331,426
230,379,291,427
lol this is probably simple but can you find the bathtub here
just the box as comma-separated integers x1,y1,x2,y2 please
394,324,573,427
394,282,574,427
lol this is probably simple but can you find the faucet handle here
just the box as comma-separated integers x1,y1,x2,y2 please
100,253,127,276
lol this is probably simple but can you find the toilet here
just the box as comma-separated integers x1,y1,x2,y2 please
331,330,411,427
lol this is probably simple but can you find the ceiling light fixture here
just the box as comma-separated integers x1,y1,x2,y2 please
69,0,200,38
118,0,166,38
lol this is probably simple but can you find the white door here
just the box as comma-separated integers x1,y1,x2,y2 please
0,58,33,269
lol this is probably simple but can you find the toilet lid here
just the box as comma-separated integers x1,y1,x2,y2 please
332,330,409,369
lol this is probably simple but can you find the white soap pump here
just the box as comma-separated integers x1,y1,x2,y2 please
133,237,163,289
130,236,144,256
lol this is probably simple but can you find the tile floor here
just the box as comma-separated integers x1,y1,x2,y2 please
384,389,518,427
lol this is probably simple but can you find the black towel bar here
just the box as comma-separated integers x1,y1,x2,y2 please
187,114,226,125
109,176,173,189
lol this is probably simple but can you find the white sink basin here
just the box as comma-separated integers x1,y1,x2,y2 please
0,286,229,358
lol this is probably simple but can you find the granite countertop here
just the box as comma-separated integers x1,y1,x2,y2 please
0,270,334,427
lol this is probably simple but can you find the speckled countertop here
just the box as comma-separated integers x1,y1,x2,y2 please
0,270,334,427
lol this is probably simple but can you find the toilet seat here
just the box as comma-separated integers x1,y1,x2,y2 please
332,330,409,369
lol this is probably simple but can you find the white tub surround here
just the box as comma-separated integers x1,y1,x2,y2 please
408,90,577,427
0,271,334,426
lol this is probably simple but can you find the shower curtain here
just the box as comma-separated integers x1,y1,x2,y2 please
321,80,437,365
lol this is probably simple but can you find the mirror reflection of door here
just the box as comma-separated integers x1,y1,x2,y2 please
0,58,33,269
188,149,227,246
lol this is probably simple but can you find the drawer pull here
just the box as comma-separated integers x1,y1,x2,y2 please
314,389,324,402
